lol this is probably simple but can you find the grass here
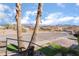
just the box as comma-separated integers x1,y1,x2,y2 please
7,43,79,56
38,43,63,56
37,42,72,56
38,47,59,56
7,43,61,56
48,43,62,49
7,44,18,52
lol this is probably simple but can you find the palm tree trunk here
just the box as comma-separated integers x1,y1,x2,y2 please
27,3,42,56
16,3,25,52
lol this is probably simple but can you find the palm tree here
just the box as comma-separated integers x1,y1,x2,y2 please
16,3,25,52
27,3,42,56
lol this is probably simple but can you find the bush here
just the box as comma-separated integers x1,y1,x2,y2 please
22,27,27,32
38,43,71,56
7,44,18,52
38,43,63,56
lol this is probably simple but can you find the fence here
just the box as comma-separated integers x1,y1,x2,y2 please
0,37,43,56
0,41,7,56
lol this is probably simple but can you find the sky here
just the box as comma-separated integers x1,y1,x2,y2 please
0,3,79,26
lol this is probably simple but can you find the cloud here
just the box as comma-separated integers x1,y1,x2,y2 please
41,12,63,25
73,17,79,24
41,12,79,25
0,4,78,26
21,10,37,24
26,10,37,16
42,19,56,25
0,4,37,25
21,16,29,24
56,3,65,7
58,17,74,22
0,12,7,19
0,4,16,24
45,12,62,19
76,3,79,6
0,4,11,19
8,8,16,17
0,4,10,12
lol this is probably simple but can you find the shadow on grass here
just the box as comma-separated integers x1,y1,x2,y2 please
38,42,79,56
37,43,71,56
37,43,63,56
38,46,60,56
69,44,79,56
7,44,18,52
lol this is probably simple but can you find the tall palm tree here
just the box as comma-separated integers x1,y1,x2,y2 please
27,3,42,55
16,3,25,52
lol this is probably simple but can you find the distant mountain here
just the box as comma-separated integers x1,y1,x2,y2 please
22,24,79,28
0,23,79,27
22,24,35,28
56,24,79,26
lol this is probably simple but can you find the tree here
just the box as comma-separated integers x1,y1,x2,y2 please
27,3,42,56
16,3,25,52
